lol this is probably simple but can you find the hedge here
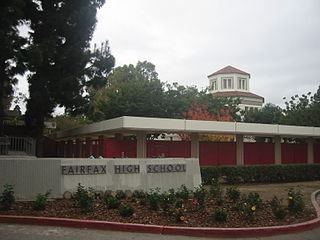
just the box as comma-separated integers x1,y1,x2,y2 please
200,164,320,185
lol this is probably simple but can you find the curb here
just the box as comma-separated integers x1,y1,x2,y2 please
1,190,320,238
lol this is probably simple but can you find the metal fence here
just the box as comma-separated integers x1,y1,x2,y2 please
0,136,36,156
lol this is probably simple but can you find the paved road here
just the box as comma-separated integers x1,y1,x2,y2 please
1,223,320,240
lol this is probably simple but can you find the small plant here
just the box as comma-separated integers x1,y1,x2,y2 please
33,190,51,211
115,190,126,200
246,192,263,210
176,185,190,201
0,184,15,210
119,204,134,217
174,210,186,223
105,196,121,209
239,193,262,220
270,196,287,219
147,188,161,211
132,190,146,199
273,207,287,219
160,192,175,212
287,188,304,213
74,183,95,212
210,178,223,200
193,185,207,207
226,187,241,203
139,199,147,206
175,199,184,208
213,208,228,222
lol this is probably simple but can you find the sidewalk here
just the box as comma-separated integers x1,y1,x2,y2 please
1,223,320,240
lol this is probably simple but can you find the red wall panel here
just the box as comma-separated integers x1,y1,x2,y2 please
147,140,190,158
281,143,307,164
314,143,320,163
199,142,236,166
244,142,275,165
103,139,137,158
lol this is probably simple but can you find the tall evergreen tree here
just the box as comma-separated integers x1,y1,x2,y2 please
0,0,27,135
24,0,105,137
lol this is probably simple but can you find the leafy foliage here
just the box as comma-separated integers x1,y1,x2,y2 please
0,184,15,210
287,188,304,213
24,0,106,137
175,185,190,201
213,208,228,222
119,204,134,217
105,196,121,209
242,103,283,124
193,185,207,207
201,164,320,185
33,190,51,211
180,103,235,141
282,86,320,127
270,196,286,219
226,187,241,203
74,183,95,212
0,0,28,135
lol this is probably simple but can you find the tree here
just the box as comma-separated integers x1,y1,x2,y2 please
282,85,320,127
85,40,115,90
242,103,283,124
24,0,105,138
0,0,27,135
86,61,167,121
180,103,234,142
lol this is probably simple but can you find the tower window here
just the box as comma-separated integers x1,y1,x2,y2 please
222,78,233,89
238,78,247,90
210,79,217,90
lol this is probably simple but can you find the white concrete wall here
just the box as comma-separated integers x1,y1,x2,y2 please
0,158,201,200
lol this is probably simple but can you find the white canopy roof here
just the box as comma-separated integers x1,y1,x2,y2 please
56,116,320,139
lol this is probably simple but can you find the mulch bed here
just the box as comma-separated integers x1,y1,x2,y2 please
0,197,316,228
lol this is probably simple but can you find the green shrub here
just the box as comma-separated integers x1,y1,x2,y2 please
175,185,190,201
0,184,15,210
175,199,184,208
115,190,126,200
287,188,304,213
159,192,175,212
273,207,287,219
105,196,121,209
238,193,263,220
33,191,51,211
119,204,134,217
147,188,161,211
209,178,223,200
132,190,146,199
193,185,207,207
270,196,287,219
213,208,228,222
201,164,320,185
226,187,241,203
246,192,263,210
74,183,95,212
114,190,125,199
139,199,147,206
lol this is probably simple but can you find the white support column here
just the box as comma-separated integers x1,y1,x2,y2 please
136,132,147,158
274,136,282,165
236,134,244,165
307,138,314,164
190,133,199,158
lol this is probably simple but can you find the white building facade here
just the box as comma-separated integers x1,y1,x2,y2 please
208,66,264,111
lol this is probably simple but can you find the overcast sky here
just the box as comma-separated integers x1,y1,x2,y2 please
92,0,320,106
16,0,320,113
